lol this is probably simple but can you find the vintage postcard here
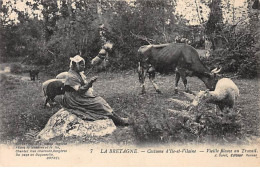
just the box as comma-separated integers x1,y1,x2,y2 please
0,0,259,167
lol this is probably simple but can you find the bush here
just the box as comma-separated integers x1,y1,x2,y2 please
209,49,259,78
132,102,243,144
10,63,23,74
237,55,259,78
205,19,259,79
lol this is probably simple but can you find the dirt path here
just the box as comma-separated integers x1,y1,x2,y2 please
0,65,40,82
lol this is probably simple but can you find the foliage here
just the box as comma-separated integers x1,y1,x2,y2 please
208,3,259,78
102,0,184,70
0,0,258,78
205,0,224,50
132,96,244,144
10,63,23,74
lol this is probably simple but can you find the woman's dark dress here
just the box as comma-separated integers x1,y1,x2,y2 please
62,69,113,121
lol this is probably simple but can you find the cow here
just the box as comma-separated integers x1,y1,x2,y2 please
137,42,221,94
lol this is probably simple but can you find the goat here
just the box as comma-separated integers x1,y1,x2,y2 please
42,79,65,107
29,69,39,81
191,78,239,114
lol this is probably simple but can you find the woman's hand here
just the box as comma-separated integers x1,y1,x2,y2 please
78,76,98,93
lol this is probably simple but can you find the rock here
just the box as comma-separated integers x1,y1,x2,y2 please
37,108,116,141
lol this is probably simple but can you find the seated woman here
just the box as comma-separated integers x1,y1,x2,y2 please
62,55,129,126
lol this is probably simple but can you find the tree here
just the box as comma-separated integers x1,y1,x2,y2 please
205,0,224,50
41,0,102,73
98,0,182,69
41,0,59,41
206,0,259,78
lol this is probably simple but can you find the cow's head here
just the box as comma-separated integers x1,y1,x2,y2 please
204,68,222,90
91,42,113,67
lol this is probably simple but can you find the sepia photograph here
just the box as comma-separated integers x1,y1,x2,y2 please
0,0,259,167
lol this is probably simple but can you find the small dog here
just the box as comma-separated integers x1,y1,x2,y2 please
29,69,39,81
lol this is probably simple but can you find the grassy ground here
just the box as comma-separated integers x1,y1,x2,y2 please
0,64,259,146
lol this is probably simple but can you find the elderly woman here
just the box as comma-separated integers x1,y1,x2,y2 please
62,55,129,126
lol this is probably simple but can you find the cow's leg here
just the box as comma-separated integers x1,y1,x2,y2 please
149,76,161,94
181,75,188,91
140,81,146,94
181,75,192,94
139,73,146,94
138,63,146,94
179,70,193,94
175,71,181,94
147,67,161,94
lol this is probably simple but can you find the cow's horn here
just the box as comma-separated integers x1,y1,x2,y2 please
211,67,222,74
214,67,222,73
211,68,218,73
